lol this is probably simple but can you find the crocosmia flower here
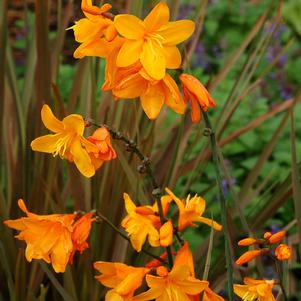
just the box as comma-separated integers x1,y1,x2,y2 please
165,188,222,232
102,47,186,119
31,105,100,177
71,0,120,58
133,244,208,301
180,73,216,123
87,127,117,170
4,200,94,273
114,2,195,80
94,261,150,301
121,193,161,251
234,278,276,301
235,250,266,266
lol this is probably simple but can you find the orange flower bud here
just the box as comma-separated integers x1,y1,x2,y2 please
159,220,173,247
238,238,257,246
275,244,292,260
268,231,286,244
157,266,169,277
235,250,263,265
179,73,215,123
263,232,272,239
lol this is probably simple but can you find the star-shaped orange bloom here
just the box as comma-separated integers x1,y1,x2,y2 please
102,46,186,119
234,278,276,301
94,261,150,301
121,193,161,251
114,2,195,80
71,0,120,58
4,200,95,273
121,193,174,251
180,74,216,123
165,188,222,232
31,104,100,177
133,243,208,301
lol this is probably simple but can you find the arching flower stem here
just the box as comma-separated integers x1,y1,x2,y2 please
88,120,174,268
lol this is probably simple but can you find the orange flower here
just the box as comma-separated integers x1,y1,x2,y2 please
121,193,161,251
71,0,120,58
133,244,208,301
4,200,94,273
179,73,215,123
238,238,258,246
235,250,265,266
234,278,276,301
275,244,292,260
87,127,117,170
31,105,99,177
102,48,186,119
267,231,286,244
94,261,149,301
114,2,195,80
165,188,222,232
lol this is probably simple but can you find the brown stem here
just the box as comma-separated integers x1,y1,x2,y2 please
95,211,166,263
89,121,174,268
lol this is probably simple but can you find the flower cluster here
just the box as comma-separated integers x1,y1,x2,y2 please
4,199,95,273
121,188,222,252
3,1,295,300
94,242,222,301
236,230,292,265
71,0,215,122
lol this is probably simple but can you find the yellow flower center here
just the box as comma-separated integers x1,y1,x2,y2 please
53,134,74,157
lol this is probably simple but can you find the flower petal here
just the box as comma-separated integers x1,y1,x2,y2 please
159,20,195,46
41,105,64,133
73,38,112,59
113,73,148,99
62,114,85,135
143,2,169,32
162,73,186,114
31,134,63,154
116,40,143,67
140,40,166,80
140,84,165,119
114,14,145,39
196,216,222,231
162,46,181,69
70,139,95,178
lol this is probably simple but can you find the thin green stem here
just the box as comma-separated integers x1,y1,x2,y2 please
95,211,165,263
201,111,234,301
90,121,174,268
275,259,288,301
